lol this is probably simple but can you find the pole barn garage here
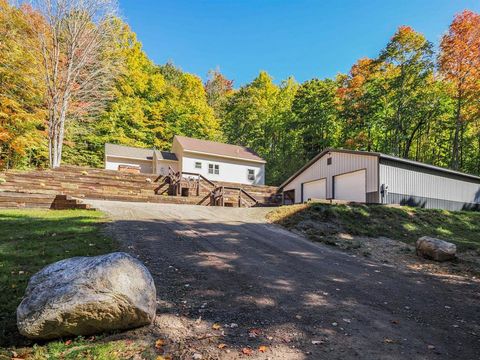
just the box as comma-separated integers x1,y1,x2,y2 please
279,149,480,211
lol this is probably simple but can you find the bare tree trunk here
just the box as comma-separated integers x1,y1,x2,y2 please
451,95,462,170
29,0,118,168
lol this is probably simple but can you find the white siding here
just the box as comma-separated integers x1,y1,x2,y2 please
380,163,480,204
105,156,153,174
155,160,178,175
283,152,378,203
181,152,265,185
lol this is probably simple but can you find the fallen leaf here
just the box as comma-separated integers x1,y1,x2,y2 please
248,328,262,338
65,340,72,346
242,347,253,355
212,323,221,330
218,343,227,349
383,338,397,344
156,356,172,360
155,338,165,348
258,345,268,352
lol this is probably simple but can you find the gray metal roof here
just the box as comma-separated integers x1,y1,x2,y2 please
105,143,153,160
105,144,179,162
279,148,480,189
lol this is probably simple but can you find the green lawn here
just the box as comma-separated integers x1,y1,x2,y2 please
0,209,149,359
267,203,480,251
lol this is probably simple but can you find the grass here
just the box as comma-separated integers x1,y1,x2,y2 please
0,209,133,358
267,203,480,252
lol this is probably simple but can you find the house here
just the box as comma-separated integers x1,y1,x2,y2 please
279,148,480,211
104,135,266,185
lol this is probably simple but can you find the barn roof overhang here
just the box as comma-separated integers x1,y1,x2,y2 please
279,148,480,190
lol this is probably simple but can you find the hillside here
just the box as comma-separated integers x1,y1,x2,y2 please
267,203,480,275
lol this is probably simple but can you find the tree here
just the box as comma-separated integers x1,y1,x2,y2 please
0,0,46,169
439,10,480,170
337,58,385,152
27,0,119,168
377,26,437,158
205,69,233,121
291,78,340,160
223,72,300,184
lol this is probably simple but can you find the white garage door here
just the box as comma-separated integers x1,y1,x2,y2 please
303,178,327,202
334,170,366,202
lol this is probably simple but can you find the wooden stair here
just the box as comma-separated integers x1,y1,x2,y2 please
0,166,280,208
0,192,93,210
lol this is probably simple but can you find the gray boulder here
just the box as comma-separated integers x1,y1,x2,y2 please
17,252,156,340
416,236,457,262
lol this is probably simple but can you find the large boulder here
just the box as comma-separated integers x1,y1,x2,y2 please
17,252,156,340
416,236,457,262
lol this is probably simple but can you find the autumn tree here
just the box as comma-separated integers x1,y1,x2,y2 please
0,0,46,169
205,69,234,121
27,0,119,168
439,10,480,170
337,58,385,152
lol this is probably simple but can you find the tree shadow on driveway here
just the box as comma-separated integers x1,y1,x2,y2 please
109,215,480,360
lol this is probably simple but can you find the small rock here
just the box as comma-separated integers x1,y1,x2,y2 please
427,345,435,350
342,318,351,323
193,353,203,359
332,322,338,327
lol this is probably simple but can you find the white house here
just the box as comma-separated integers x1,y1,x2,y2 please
104,135,266,185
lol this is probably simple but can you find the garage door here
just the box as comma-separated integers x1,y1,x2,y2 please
303,178,327,202
334,170,366,202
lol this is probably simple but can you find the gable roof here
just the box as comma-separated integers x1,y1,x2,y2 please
105,143,178,162
105,143,153,160
174,135,266,163
279,148,480,189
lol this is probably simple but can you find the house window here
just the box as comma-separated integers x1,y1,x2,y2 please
327,157,332,165
195,162,202,169
208,164,219,175
247,169,255,181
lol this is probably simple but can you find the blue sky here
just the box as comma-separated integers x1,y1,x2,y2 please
119,0,480,86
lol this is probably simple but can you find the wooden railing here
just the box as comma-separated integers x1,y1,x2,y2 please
182,171,216,196
154,166,181,195
208,186,258,208
154,169,259,207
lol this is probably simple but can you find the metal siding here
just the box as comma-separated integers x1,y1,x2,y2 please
379,161,480,207
283,152,378,203
386,193,480,211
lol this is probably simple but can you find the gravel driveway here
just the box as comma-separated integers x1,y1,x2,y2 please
87,200,480,359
